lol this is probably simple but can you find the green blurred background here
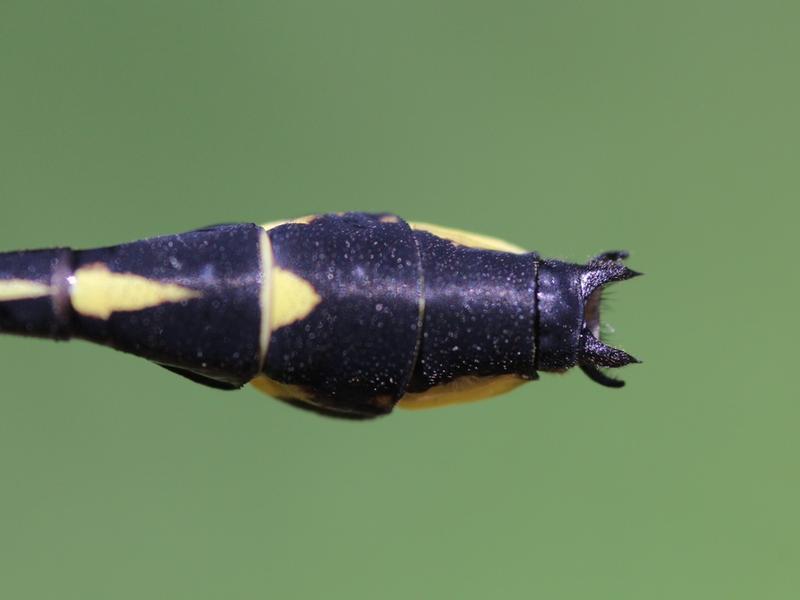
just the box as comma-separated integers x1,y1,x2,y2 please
0,1,796,598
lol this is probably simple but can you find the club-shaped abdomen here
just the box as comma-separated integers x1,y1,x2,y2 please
0,212,641,419
254,213,640,418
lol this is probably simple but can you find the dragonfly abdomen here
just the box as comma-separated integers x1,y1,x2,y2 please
0,212,641,419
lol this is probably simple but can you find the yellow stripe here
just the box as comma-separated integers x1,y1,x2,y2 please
271,267,321,330
70,263,202,320
260,215,317,231
258,229,274,367
398,374,527,410
409,222,527,254
0,279,51,302
251,374,314,404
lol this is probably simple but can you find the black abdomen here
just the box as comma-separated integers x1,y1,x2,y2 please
407,230,538,392
261,214,543,417
0,212,640,420
264,214,423,416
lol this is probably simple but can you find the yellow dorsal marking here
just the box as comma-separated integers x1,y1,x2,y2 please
70,263,202,320
0,279,51,302
410,222,527,254
271,267,321,330
398,374,528,410
258,229,274,368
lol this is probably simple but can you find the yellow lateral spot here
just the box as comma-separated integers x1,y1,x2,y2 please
251,374,314,404
0,279,51,302
70,263,202,320
410,222,527,254
398,374,528,410
258,229,274,367
379,215,400,223
271,267,321,330
260,215,317,231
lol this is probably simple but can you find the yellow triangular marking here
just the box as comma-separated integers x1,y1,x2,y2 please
271,267,321,330
71,263,202,320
